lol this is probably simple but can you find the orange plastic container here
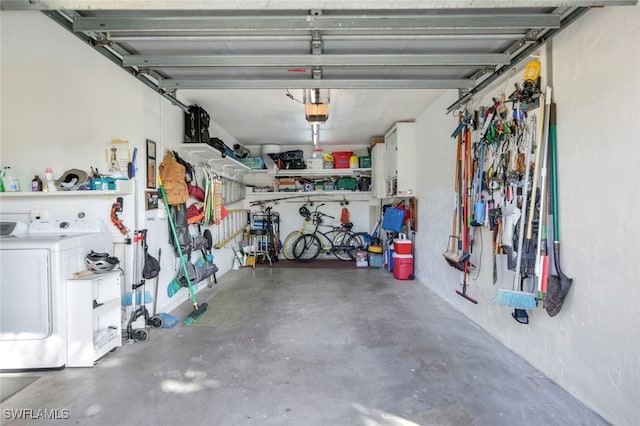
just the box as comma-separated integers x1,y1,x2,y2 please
332,151,353,169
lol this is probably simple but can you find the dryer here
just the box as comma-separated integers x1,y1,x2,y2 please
0,218,113,370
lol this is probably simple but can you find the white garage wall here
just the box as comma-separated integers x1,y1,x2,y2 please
0,11,236,314
414,5,639,426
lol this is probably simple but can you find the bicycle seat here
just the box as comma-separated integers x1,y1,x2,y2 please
341,222,353,230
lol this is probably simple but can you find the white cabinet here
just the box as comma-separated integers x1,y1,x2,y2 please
384,122,416,197
371,143,387,199
66,270,122,367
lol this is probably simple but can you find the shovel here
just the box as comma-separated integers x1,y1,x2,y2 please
544,101,573,317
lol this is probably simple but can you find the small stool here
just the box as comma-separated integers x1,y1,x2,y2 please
249,228,272,268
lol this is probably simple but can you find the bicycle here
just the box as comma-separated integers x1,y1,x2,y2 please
281,205,317,260
291,204,362,262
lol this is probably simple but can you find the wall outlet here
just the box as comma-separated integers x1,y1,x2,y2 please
30,210,49,221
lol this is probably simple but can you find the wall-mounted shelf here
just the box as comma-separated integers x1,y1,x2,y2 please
0,179,133,198
246,191,373,203
271,168,371,177
179,143,250,175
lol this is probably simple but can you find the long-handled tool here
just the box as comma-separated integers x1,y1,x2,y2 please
456,126,478,304
544,101,573,317
492,115,537,311
534,87,552,296
444,111,470,270
158,175,208,326
152,247,162,317
525,90,547,249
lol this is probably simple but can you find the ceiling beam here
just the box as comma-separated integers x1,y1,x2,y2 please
123,53,510,68
158,78,474,90
73,15,561,33
109,34,526,42
2,1,637,10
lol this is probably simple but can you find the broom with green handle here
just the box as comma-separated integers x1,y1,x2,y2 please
158,174,208,326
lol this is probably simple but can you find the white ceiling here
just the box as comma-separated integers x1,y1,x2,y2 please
2,0,635,146
180,88,443,146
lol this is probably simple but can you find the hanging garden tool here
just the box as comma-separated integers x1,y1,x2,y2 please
532,87,552,297
471,138,486,227
158,174,208,326
444,110,470,270
455,125,478,305
492,115,537,312
111,197,129,236
525,89,549,252
544,100,573,317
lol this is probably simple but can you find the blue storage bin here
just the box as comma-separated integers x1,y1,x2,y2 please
368,253,384,268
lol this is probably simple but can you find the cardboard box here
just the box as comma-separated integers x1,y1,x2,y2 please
370,136,384,147
355,250,368,267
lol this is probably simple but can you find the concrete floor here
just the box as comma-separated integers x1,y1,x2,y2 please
1,268,606,425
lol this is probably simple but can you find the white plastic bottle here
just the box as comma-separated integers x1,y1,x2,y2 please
44,167,56,192
2,166,21,192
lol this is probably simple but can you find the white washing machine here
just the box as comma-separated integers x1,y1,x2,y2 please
0,218,113,370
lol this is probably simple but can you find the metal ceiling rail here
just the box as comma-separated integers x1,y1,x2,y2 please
1,0,638,10
158,79,475,90
42,10,190,113
446,6,589,113
123,53,511,68
72,14,561,33
109,33,526,42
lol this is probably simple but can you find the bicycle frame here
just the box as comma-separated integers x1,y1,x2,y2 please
292,211,355,262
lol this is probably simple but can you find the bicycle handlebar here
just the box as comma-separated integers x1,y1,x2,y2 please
314,211,334,219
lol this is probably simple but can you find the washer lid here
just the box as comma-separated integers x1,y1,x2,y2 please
29,218,108,235
0,221,28,237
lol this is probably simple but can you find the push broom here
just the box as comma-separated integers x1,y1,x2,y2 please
158,175,208,326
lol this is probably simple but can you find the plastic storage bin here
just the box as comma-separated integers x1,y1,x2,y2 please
332,151,353,169
359,156,371,168
368,253,384,268
239,157,265,169
337,177,357,191
306,158,323,170
393,253,414,280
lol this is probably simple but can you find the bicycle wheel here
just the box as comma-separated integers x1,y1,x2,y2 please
345,232,368,260
282,231,303,260
293,233,321,262
331,231,353,261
